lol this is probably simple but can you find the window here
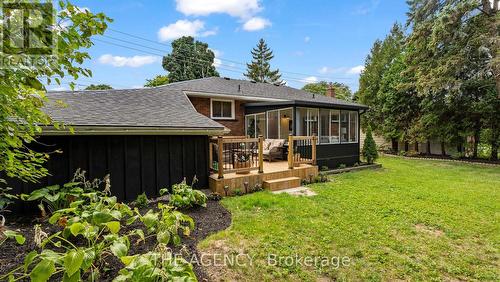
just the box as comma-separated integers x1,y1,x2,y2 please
295,107,319,138
279,108,293,139
340,111,349,142
245,113,267,138
267,110,279,139
349,112,358,142
245,115,256,137
211,99,234,119
319,109,330,143
330,110,340,143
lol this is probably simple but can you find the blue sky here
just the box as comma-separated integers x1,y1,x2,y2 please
53,0,409,92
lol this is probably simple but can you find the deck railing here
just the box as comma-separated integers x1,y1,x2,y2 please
209,136,264,178
287,134,317,169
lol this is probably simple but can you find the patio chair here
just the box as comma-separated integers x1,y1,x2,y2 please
262,139,285,162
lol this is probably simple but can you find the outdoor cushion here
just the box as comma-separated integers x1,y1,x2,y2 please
263,140,272,150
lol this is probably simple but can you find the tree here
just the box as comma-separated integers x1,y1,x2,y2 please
356,23,406,136
85,84,113,90
362,125,378,164
144,75,169,87
406,0,499,158
244,38,282,84
162,36,219,83
301,81,353,101
0,3,111,183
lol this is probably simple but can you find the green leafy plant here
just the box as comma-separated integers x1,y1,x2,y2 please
233,188,242,196
208,192,222,201
20,170,108,216
362,125,379,164
338,163,347,169
160,179,207,209
0,183,18,226
320,166,329,171
114,244,196,282
134,192,149,209
1,229,26,246
139,203,194,246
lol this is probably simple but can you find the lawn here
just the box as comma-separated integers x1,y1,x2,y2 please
199,156,500,281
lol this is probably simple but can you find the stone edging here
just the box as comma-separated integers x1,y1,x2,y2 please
382,153,500,166
323,163,382,175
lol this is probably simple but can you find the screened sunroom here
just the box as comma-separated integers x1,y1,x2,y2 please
243,101,363,168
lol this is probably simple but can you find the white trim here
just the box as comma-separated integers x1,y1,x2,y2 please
210,98,235,120
184,91,287,102
40,126,229,136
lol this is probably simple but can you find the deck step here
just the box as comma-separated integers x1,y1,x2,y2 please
263,177,301,191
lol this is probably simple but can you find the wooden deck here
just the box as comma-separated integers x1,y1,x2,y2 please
209,161,318,195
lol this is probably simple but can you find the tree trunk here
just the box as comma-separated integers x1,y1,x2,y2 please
415,142,419,152
490,121,499,161
427,140,431,156
404,142,409,152
392,138,398,153
441,142,446,156
473,120,481,158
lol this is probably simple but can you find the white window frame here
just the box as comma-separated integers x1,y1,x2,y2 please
329,109,341,144
245,112,267,138
347,111,358,143
210,98,235,120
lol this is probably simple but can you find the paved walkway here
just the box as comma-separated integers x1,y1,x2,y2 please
271,186,317,196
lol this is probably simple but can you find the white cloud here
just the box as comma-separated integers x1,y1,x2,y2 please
98,54,160,67
304,36,310,43
210,49,222,68
176,0,261,19
157,19,216,41
302,76,318,84
242,17,271,31
347,65,365,74
318,66,331,74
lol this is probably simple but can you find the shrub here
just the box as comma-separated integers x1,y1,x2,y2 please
208,192,222,201
338,163,347,169
134,192,149,209
234,188,242,196
160,179,207,209
0,183,17,227
20,169,107,216
362,125,379,164
320,166,329,171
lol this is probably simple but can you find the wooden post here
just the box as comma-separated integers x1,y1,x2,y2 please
217,136,224,179
288,134,294,169
258,135,264,173
209,141,213,170
312,134,317,165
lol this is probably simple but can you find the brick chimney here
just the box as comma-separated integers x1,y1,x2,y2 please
326,83,336,98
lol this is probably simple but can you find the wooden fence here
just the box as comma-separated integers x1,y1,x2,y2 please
210,135,317,178
288,135,317,168
210,136,264,178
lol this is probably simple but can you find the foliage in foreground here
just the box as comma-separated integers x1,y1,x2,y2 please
160,178,207,209
0,2,111,183
1,175,200,281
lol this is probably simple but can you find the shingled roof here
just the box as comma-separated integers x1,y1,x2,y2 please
163,77,368,109
44,86,225,132
43,77,366,134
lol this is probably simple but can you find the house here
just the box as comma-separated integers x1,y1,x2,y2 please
7,77,368,200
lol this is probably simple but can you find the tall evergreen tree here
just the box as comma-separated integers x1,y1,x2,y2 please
244,39,282,84
356,23,406,135
162,36,219,83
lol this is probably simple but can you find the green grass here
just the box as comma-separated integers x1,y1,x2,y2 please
199,157,500,281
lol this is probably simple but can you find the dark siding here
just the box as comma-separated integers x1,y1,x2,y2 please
5,135,209,209
317,143,360,168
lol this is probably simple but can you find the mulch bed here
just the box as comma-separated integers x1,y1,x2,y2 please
0,196,232,281
383,152,500,165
